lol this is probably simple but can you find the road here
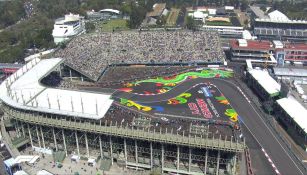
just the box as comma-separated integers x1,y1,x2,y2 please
113,77,307,175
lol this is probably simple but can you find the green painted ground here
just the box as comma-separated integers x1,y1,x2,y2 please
134,69,233,85
99,19,129,32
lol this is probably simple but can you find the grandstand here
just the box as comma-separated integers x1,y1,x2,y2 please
54,30,225,81
250,8,307,42
0,58,245,175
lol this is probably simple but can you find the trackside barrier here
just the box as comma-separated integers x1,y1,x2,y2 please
245,148,254,175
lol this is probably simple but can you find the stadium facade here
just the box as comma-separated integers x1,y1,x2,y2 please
229,39,276,63
0,58,246,175
249,7,307,42
230,39,307,64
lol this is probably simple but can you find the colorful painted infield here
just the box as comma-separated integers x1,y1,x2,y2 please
116,82,240,123
118,69,233,95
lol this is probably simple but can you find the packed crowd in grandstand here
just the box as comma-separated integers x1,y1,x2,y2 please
55,30,225,81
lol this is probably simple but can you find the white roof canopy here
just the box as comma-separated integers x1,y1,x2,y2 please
248,69,281,95
277,96,307,132
268,10,289,21
0,58,113,120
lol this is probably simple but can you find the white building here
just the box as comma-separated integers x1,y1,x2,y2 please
52,13,85,45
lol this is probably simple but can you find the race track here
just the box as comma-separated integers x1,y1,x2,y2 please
112,77,306,175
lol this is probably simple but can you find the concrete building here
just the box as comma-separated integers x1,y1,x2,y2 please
52,13,85,44
230,39,276,63
86,9,123,20
249,6,307,42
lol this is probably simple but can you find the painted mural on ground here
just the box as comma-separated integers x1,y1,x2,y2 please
116,82,240,123
117,69,233,95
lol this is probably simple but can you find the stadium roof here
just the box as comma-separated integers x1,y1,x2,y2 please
268,10,289,21
100,9,120,14
248,69,281,96
273,67,307,77
193,11,205,19
0,58,113,120
230,39,273,51
249,6,267,19
277,96,307,132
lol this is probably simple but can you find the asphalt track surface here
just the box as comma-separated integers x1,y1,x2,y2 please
113,78,307,175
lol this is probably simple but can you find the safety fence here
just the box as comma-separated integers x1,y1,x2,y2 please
245,148,254,175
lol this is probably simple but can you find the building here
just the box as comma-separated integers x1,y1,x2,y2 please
273,67,307,82
249,6,307,42
143,3,168,26
187,6,245,39
0,58,245,175
0,63,23,82
230,39,276,63
52,13,85,44
86,9,123,20
246,68,281,102
274,42,307,64
283,43,307,62
275,96,307,150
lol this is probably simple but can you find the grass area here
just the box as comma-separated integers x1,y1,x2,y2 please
98,19,129,32
166,8,180,26
205,21,232,26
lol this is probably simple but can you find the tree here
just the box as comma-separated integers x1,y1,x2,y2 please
186,16,195,30
240,0,248,12
85,22,95,32
127,4,146,29
260,6,267,12
244,19,249,27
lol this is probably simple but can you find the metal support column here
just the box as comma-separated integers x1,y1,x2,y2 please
110,136,113,165
69,69,72,81
62,129,67,156
216,150,220,175
188,147,192,172
21,122,25,137
27,124,33,147
232,154,237,175
177,146,180,171
75,132,80,157
124,138,127,167
161,144,164,172
99,135,103,159
150,142,153,169
135,140,138,164
35,125,41,148
15,122,20,137
40,126,45,149
204,150,208,175
52,128,58,151
85,132,89,157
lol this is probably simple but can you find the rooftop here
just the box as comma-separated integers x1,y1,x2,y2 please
273,67,307,77
99,9,120,14
0,63,23,69
147,3,166,17
248,69,281,96
249,6,267,19
230,39,273,50
0,58,113,120
277,96,307,132
55,13,82,24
